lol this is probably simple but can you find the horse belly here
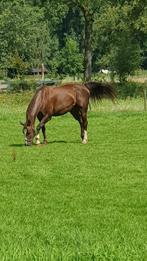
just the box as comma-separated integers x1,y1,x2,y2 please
53,95,76,116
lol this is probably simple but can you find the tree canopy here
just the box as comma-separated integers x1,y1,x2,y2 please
0,0,146,80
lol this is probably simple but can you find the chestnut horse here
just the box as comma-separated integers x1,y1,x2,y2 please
21,82,116,145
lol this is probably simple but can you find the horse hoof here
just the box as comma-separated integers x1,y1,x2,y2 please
36,141,41,145
82,140,87,144
43,140,48,145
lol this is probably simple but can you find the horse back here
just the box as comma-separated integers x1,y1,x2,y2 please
39,85,77,116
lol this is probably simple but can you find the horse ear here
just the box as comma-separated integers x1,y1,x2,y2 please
20,121,25,126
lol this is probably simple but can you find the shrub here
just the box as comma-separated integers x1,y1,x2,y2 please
8,79,37,92
114,81,144,98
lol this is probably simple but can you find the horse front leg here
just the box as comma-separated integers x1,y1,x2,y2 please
36,114,49,132
36,114,51,144
35,133,41,145
42,125,48,144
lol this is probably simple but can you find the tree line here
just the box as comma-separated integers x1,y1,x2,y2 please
0,0,146,81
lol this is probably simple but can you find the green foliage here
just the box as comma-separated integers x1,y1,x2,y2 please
8,78,37,92
60,35,84,76
8,54,29,77
109,32,142,82
0,0,146,80
65,0,104,13
46,37,61,78
43,1,69,29
115,81,144,98
0,1,49,75
94,2,144,82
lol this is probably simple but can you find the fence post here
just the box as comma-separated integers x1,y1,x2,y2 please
41,63,45,81
143,82,147,111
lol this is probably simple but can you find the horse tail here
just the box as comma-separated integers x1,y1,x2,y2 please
85,81,116,102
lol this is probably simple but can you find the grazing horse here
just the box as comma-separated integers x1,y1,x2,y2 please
21,82,116,145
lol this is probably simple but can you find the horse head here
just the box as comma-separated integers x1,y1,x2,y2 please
20,121,35,146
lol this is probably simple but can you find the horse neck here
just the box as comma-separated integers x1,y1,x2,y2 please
26,94,40,126
26,113,35,127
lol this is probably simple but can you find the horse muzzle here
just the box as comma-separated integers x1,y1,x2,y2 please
25,140,32,146
25,143,32,146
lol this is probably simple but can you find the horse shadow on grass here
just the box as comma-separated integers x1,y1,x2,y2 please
9,144,25,147
9,140,79,147
47,140,79,144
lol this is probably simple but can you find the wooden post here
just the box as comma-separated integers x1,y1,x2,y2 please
41,63,45,81
143,87,147,111
143,88,147,111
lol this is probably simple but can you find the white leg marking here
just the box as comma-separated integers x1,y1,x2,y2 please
82,130,88,144
35,134,40,145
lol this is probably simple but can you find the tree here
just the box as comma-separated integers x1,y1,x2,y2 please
93,0,146,81
129,0,147,69
27,0,70,77
0,0,146,80
0,1,49,76
64,0,104,81
60,34,83,77
64,0,125,81
110,32,142,82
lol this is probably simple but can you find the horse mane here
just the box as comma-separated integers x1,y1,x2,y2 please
84,81,116,102
27,88,41,115
26,85,50,121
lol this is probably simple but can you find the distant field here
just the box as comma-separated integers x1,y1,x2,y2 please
0,93,146,260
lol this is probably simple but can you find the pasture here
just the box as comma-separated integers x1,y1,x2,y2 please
0,92,146,260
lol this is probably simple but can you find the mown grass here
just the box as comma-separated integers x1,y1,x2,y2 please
0,92,147,260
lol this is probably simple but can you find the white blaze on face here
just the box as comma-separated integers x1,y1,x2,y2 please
35,133,40,145
82,130,88,144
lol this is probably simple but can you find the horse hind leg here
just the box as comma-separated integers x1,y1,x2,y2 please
71,107,88,144
81,111,88,144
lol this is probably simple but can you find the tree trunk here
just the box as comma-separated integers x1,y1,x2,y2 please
84,14,93,81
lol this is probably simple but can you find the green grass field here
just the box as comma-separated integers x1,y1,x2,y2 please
0,93,146,260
